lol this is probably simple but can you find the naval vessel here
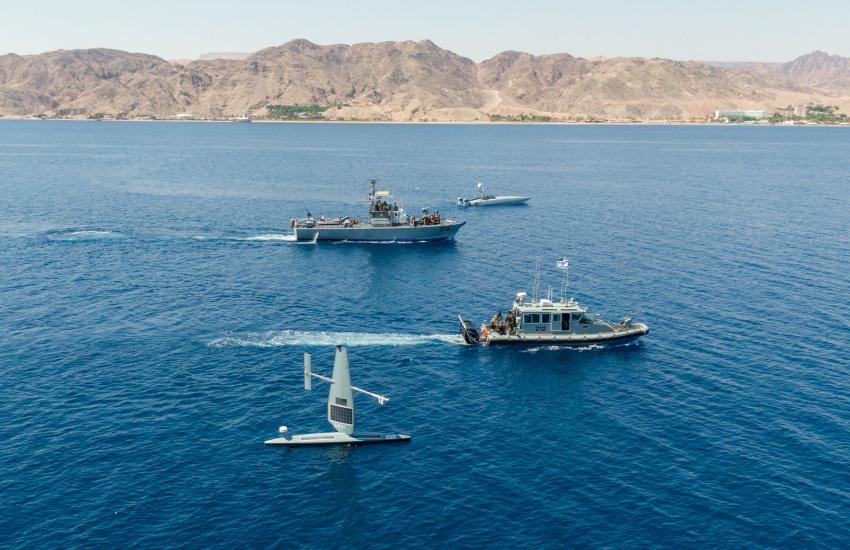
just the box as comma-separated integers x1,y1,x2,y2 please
292,180,465,242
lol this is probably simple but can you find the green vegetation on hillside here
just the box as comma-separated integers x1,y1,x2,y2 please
488,113,552,122
267,104,332,120
805,104,846,122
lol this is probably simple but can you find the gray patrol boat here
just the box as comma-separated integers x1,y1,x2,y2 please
459,258,649,346
292,179,465,242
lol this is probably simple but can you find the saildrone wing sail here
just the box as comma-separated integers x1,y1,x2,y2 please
327,345,355,434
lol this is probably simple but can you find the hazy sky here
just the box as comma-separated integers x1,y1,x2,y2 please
5,0,850,62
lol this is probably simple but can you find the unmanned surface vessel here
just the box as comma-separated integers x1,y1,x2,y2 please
459,258,649,346
292,179,465,242
265,344,411,446
457,182,530,207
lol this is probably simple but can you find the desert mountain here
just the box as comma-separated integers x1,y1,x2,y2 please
198,52,252,61
1,40,849,121
707,51,850,92
477,52,801,119
0,48,213,116
780,51,850,90
192,39,486,120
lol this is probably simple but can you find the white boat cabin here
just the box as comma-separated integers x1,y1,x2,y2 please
508,292,609,335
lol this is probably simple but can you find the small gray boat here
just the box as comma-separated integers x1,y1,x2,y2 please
457,182,530,207
292,179,465,242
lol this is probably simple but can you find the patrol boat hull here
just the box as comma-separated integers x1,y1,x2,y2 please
295,221,464,242
483,323,649,346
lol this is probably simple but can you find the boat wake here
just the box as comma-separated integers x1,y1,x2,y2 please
41,229,305,244
331,239,451,245
521,341,642,353
45,229,127,241
208,330,464,348
521,344,605,353
190,233,297,243
238,233,296,242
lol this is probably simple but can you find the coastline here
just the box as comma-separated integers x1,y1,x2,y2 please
2,116,848,127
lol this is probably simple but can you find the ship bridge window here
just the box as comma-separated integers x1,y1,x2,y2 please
523,313,540,324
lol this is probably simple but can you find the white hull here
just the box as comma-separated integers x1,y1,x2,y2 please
460,196,529,207
265,431,412,446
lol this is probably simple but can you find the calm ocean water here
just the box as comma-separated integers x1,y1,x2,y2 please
1,120,848,548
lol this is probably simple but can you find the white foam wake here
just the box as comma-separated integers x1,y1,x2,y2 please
239,233,296,242
208,330,464,348
521,341,640,353
189,233,296,242
521,344,605,353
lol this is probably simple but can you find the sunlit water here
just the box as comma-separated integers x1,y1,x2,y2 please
1,121,848,548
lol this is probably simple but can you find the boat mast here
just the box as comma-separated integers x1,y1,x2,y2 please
557,256,569,302
531,257,541,302
369,179,378,211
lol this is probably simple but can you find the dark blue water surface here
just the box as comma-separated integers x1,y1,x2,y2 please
1,121,849,548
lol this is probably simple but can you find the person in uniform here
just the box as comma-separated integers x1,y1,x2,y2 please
505,310,516,335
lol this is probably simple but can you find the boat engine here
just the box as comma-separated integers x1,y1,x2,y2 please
459,317,480,345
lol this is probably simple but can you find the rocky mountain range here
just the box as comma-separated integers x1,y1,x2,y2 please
197,52,251,61
708,51,850,91
1,39,849,121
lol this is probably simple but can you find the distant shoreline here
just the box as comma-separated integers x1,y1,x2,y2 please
2,117,848,127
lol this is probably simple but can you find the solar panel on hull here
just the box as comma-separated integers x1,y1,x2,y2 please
329,404,353,425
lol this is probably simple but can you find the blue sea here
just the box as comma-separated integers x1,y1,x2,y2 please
1,120,848,548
